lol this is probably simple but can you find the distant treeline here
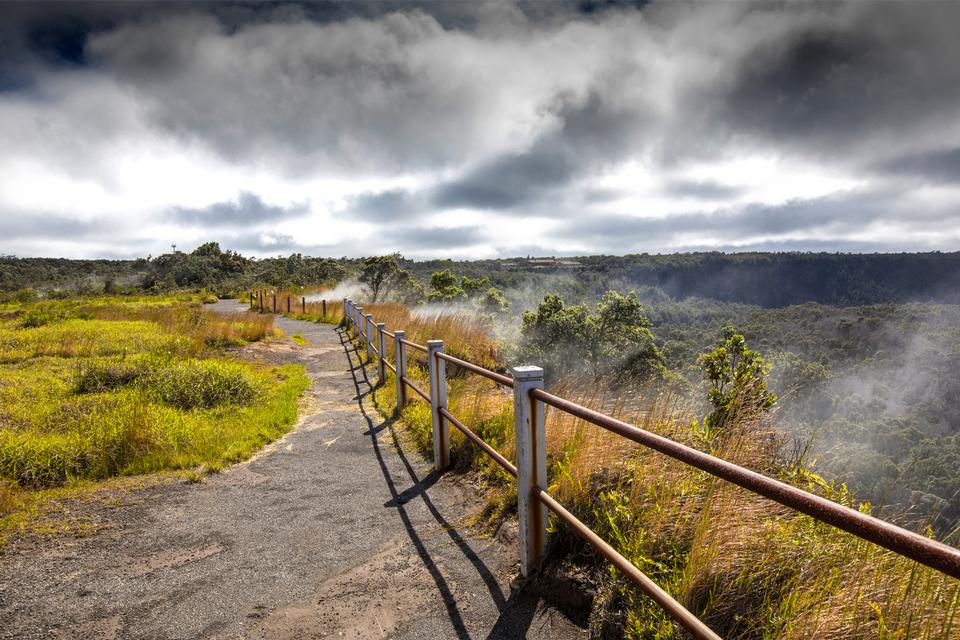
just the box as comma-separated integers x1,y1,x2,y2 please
5,246,960,307
0,242,347,295
408,252,960,307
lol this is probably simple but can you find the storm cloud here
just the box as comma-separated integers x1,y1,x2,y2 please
1,1,960,258
170,192,309,227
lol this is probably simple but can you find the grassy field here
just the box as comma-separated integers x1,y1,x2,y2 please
0,295,309,546
354,307,959,640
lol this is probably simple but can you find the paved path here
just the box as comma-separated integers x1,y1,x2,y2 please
0,301,586,640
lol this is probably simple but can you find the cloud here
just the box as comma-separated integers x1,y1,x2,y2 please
344,189,426,222
0,211,111,240
662,179,744,200
169,192,309,227
873,148,960,185
389,225,485,250
1,1,960,257
548,188,960,253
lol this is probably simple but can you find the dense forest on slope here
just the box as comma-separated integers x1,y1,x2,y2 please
404,251,960,307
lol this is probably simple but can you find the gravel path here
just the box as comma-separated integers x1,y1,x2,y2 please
0,301,587,640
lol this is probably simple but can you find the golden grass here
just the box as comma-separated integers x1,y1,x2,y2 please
356,301,501,369
360,316,959,639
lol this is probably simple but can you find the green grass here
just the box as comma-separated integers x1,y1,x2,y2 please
0,295,308,547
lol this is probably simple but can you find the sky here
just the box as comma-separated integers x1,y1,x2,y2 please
1,0,959,260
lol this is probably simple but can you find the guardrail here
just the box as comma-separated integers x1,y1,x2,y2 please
269,296,960,639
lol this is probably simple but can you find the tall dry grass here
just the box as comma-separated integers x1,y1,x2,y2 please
361,314,958,639
356,302,501,369
90,304,275,348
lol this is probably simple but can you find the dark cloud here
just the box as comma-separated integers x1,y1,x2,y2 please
549,189,935,251
388,226,484,250
715,2,960,162
433,91,645,210
0,211,111,239
344,189,425,222
169,192,308,227
433,146,576,210
873,148,960,184
662,179,744,200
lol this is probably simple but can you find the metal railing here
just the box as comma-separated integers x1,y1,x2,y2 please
275,297,960,639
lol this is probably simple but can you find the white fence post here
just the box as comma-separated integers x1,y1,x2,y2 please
376,322,386,383
512,365,547,577
427,340,449,470
394,330,407,413
365,314,374,360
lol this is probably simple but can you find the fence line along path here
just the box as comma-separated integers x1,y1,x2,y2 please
324,297,960,640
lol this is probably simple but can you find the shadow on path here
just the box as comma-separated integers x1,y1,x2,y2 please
337,328,541,639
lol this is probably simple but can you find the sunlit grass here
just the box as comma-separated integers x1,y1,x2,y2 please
0,294,308,548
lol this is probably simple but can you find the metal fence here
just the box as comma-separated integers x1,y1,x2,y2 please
287,297,960,639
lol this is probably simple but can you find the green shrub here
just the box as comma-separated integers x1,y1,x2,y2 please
74,359,146,393
142,359,261,410
19,304,76,328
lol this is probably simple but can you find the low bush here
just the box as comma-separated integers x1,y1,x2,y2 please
142,359,262,410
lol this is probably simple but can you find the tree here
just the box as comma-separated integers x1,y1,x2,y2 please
359,255,400,303
519,291,664,381
392,269,426,305
698,327,777,430
461,275,491,298
588,291,662,379
428,269,466,302
478,287,510,314
192,242,223,257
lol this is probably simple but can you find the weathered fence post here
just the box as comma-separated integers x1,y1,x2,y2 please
302,296,306,314
365,314,375,360
394,330,407,413
376,323,386,384
287,296,291,313
428,340,449,470
322,299,327,318
272,294,277,314
259,291,264,312
343,299,349,328
356,306,364,342
512,365,547,577
249,292,254,310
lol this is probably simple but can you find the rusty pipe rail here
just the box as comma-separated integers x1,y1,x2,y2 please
534,487,721,640
439,407,517,477
436,351,514,387
402,376,430,402
529,388,960,580
400,338,427,353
